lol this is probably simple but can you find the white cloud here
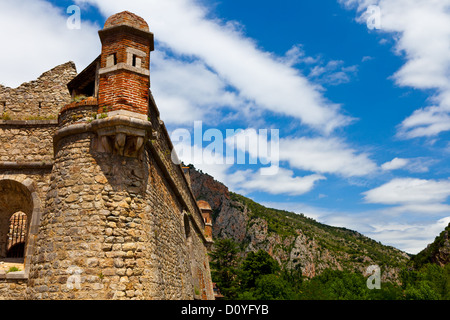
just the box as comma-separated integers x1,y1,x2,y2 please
0,0,100,88
398,105,450,138
381,158,409,171
308,60,359,86
340,0,450,139
171,135,233,184
227,129,378,177
381,157,437,173
363,177,450,206
173,128,325,195
227,167,326,196
278,45,319,67
74,0,353,133
367,217,450,254
151,51,244,125
279,136,377,177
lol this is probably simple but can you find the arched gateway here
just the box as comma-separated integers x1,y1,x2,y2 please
0,175,42,275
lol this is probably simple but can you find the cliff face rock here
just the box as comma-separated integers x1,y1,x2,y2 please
246,218,289,263
188,166,409,281
287,230,342,278
189,167,248,242
433,229,450,266
413,223,450,268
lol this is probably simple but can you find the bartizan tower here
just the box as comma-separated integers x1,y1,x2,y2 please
26,11,214,300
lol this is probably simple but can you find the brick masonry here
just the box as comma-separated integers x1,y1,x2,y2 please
98,12,153,116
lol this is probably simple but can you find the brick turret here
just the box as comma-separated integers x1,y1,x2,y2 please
197,200,213,242
98,11,154,119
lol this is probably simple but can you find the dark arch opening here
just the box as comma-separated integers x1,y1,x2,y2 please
7,243,25,259
184,214,191,240
0,180,33,261
6,212,28,259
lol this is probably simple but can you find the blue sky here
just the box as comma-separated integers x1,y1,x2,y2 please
1,0,450,254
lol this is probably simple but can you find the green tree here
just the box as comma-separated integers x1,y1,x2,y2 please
239,250,281,290
252,274,296,300
209,238,241,299
281,264,303,293
367,281,403,300
299,269,370,300
400,263,449,300
404,281,441,300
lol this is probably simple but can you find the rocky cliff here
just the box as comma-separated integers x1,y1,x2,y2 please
412,223,450,268
188,165,409,282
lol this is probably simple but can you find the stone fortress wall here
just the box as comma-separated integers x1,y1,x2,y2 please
0,64,75,299
0,11,214,300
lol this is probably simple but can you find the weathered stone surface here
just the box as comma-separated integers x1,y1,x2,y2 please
0,122,57,163
0,62,77,120
0,278,27,300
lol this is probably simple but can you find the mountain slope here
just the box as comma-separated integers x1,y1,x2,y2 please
412,223,450,268
188,165,410,283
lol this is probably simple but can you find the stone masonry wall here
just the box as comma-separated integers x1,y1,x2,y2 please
27,125,213,299
0,121,57,163
147,93,206,232
146,94,215,299
0,62,77,120
0,277,27,300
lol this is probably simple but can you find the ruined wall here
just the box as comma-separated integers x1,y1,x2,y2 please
0,62,76,300
0,121,56,163
0,62,77,120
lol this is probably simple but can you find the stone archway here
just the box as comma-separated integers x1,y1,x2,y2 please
0,175,42,275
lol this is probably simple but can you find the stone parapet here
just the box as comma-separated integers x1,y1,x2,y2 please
58,97,99,128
